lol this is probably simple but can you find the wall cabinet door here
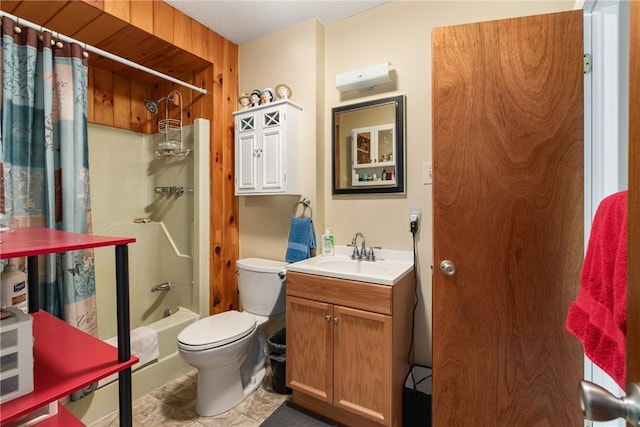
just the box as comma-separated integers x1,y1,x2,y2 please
233,100,302,195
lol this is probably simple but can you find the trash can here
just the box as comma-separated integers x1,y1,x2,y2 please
267,328,291,394
403,365,432,427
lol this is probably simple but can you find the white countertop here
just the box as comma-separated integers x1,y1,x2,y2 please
285,246,414,285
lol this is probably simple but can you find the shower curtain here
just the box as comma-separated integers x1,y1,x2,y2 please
0,17,97,336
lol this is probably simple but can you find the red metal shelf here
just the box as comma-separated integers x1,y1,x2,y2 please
0,227,137,426
0,227,135,259
45,405,86,426
0,311,139,423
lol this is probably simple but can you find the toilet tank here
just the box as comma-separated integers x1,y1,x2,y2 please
236,258,287,316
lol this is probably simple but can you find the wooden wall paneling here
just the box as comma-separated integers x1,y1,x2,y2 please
223,38,239,312
71,12,127,46
190,20,208,60
92,67,115,127
172,11,192,53
0,2,21,13
44,1,103,36
198,68,214,120
7,1,69,25
129,0,153,34
213,37,239,314
152,0,174,44
112,74,132,130
89,26,155,71
82,0,104,10
103,0,130,22
208,29,226,314
132,47,208,84
129,81,151,134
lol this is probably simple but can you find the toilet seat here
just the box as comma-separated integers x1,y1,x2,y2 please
178,310,257,351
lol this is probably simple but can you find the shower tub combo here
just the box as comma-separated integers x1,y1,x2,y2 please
67,119,210,424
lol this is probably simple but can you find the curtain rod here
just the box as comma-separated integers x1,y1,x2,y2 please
0,11,207,95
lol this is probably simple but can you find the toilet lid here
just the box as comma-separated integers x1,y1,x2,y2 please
178,310,257,351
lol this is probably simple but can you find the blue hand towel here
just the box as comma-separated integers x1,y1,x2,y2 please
285,217,317,262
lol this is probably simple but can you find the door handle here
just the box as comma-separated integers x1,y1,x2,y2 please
579,380,640,426
439,260,456,276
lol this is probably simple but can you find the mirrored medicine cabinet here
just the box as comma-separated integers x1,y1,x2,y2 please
332,95,405,194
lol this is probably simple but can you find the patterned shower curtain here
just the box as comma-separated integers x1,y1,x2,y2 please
0,17,97,336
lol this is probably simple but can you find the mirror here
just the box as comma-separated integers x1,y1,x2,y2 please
332,95,405,194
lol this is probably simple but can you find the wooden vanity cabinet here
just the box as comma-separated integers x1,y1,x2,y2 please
285,270,415,427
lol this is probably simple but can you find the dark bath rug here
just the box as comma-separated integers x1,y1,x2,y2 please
260,401,342,427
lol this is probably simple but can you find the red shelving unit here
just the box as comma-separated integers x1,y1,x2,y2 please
0,227,137,426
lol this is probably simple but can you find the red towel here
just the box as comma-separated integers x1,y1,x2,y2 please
566,190,627,388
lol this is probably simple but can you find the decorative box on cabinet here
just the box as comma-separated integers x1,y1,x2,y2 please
0,227,138,427
233,100,303,195
285,271,414,427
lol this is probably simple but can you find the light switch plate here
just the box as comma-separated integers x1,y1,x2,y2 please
422,162,432,185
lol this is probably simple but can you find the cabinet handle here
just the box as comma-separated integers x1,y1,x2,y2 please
324,315,331,322
333,317,339,324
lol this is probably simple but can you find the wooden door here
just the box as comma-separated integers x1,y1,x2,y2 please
333,305,392,425
432,11,584,426
286,295,333,403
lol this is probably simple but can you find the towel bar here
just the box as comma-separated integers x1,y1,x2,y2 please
291,198,312,219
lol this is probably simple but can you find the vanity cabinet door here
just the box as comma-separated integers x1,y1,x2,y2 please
333,305,393,425
286,295,334,403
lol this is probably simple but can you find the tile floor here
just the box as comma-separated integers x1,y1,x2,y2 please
89,369,290,427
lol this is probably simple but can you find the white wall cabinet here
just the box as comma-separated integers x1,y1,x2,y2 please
351,124,396,186
233,100,302,195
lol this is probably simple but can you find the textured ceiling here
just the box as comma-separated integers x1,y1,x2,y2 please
163,0,390,46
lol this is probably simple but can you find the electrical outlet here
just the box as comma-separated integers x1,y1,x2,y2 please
409,208,422,223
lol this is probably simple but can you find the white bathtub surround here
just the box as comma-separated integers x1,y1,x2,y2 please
71,120,210,425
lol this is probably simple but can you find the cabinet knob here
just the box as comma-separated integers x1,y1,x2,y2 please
333,317,339,324
324,314,331,322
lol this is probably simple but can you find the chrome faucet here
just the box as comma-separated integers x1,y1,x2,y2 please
350,232,367,260
151,282,172,292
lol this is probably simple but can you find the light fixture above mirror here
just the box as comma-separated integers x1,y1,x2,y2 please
335,62,391,92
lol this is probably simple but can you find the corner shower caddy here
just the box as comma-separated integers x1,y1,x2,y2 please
154,90,191,159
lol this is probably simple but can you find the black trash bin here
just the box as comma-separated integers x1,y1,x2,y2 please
403,365,432,427
267,328,292,394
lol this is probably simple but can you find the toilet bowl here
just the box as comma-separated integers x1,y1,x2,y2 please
177,258,287,416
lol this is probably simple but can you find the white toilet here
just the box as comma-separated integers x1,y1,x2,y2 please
177,258,287,416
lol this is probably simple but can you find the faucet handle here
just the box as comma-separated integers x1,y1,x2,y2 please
347,244,360,259
367,246,382,261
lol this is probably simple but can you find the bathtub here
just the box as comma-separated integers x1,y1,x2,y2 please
66,306,199,424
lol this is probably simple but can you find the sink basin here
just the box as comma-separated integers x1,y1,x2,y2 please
285,246,413,285
313,258,390,275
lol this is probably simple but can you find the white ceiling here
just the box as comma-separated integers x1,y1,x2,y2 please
163,0,390,46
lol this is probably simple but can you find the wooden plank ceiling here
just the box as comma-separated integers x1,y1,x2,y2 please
1,0,210,86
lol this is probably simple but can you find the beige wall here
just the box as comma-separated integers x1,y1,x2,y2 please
238,19,325,260
239,1,575,366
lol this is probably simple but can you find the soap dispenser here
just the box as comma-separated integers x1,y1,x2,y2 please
322,228,335,256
